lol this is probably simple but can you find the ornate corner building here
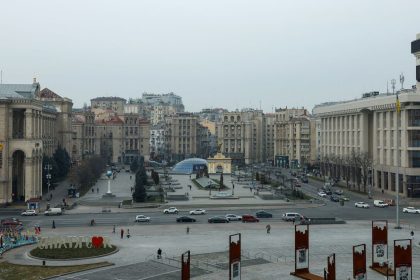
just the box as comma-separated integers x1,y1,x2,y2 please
0,79,73,204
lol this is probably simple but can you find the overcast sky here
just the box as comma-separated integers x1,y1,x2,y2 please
0,0,419,113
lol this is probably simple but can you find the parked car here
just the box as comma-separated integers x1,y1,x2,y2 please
282,212,301,222
318,191,327,198
21,210,37,216
225,214,242,221
330,195,340,202
189,209,206,215
242,214,259,223
334,189,343,195
373,200,389,208
163,207,179,214
355,202,370,208
341,196,350,201
256,211,273,218
325,189,332,195
403,207,420,214
176,216,196,223
1,218,22,226
135,215,151,222
208,216,229,223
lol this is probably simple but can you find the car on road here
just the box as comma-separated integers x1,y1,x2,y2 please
355,202,370,208
135,215,151,222
403,207,420,214
208,216,229,223
282,212,301,222
256,211,273,218
341,196,350,201
1,218,22,226
301,177,308,183
318,191,327,198
189,209,206,215
373,200,389,208
163,207,179,214
242,214,259,223
325,189,332,195
334,189,343,195
330,195,340,202
176,216,196,223
225,214,242,221
21,210,37,216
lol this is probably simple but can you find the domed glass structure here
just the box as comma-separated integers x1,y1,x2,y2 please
172,158,208,174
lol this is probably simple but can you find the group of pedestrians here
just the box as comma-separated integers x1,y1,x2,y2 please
112,225,131,239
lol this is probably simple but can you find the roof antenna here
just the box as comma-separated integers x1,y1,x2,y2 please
391,79,396,94
387,81,389,94
399,73,405,89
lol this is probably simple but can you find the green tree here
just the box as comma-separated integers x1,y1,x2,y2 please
130,159,139,173
53,146,71,179
133,168,147,202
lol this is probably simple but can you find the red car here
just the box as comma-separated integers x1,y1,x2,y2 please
241,214,259,223
1,218,23,227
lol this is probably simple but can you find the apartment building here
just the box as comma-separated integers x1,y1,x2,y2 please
91,97,126,114
216,109,265,165
164,113,209,162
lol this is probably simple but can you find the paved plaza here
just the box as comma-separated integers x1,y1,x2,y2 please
3,220,419,279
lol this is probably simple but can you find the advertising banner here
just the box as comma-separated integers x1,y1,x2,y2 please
372,220,388,267
394,239,412,280
229,233,241,280
327,253,336,280
295,225,309,273
181,250,190,280
353,244,366,280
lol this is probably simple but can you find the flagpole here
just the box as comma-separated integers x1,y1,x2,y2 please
396,94,401,229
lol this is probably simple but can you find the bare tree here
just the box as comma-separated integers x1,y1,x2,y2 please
358,152,373,194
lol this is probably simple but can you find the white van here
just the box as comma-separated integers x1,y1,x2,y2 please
373,200,388,208
44,208,63,216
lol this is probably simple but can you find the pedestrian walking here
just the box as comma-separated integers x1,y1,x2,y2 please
189,185,192,191
186,226,190,234
127,229,130,238
97,187,99,193
130,175,132,180
92,188,94,193
120,228,124,239
266,224,271,234
112,225,116,234
410,230,414,240
157,248,162,259
52,220,56,229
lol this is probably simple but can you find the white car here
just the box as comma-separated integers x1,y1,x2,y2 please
318,191,327,198
225,214,242,221
403,207,420,214
189,209,206,215
163,207,179,214
355,202,370,208
135,215,151,222
21,210,37,216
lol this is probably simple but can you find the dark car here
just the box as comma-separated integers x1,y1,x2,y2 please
208,216,229,223
256,211,273,218
330,195,340,202
1,218,23,227
242,214,259,223
176,216,196,223
301,177,308,183
325,189,332,195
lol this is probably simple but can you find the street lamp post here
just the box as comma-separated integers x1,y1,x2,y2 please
44,164,52,194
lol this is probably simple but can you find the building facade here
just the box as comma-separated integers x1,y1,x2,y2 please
0,80,72,203
91,97,126,115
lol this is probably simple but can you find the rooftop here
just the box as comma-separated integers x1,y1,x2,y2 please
0,83,40,99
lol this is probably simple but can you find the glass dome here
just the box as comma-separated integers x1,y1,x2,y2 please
172,158,208,174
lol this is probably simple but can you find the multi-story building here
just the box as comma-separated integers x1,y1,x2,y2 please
164,113,209,162
273,109,313,168
142,92,184,111
216,109,265,165
0,79,72,203
312,34,420,198
150,123,166,161
71,111,97,162
122,114,150,164
150,104,177,125
91,97,126,115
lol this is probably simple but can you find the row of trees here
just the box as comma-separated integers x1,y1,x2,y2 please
319,150,372,193
68,155,107,194
42,146,71,193
133,157,148,202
